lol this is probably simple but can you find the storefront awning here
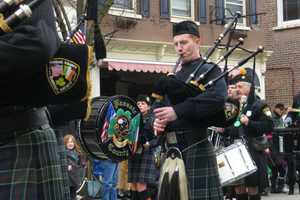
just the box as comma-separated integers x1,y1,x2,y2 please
104,60,174,74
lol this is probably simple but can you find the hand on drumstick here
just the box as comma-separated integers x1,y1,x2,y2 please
153,106,178,135
240,114,249,126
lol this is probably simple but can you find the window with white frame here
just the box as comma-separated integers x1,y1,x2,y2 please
112,0,133,10
109,0,142,19
171,0,191,17
225,0,246,26
170,0,195,23
283,0,300,21
276,0,300,28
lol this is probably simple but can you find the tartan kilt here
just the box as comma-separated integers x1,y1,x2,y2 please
128,148,157,184
53,126,72,200
0,125,66,200
182,141,223,200
245,146,268,192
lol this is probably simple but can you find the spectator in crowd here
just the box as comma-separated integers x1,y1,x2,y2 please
64,134,86,200
285,92,300,127
117,160,131,199
272,103,286,128
128,95,157,200
269,104,287,193
282,93,300,194
93,158,119,200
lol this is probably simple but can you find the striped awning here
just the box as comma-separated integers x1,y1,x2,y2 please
104,60,174,74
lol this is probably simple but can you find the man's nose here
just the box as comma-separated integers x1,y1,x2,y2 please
177,46,183,52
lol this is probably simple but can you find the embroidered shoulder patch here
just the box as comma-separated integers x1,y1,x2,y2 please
224,102,239,120
46,58,80,95
262,107,272,117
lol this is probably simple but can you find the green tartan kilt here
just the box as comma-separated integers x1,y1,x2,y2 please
0,126,67,200
182,141,223,200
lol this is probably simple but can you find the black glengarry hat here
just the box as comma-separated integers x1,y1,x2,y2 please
231,69,253,84
173,21,200,37
137,95,151,105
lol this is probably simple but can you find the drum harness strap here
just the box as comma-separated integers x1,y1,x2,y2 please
165,131,210,153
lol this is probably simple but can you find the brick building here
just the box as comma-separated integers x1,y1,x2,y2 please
97,0,269,100
263,0,300,107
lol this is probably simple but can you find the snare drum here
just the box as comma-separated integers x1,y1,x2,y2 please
216,142,257,186
78,95,142,162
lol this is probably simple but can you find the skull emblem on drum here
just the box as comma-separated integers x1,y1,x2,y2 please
116,116,130,136
107,108,140,149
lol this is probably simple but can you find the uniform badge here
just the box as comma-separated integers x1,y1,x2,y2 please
46,58,80,95
263,107,272,117
224,102,239,120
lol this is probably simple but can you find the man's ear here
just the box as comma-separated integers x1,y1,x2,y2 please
193,36,201,45
198,36,202,45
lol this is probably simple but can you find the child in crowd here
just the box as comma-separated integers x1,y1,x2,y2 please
64,134,86,200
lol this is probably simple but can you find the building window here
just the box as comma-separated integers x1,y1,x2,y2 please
171,0,191,17
276,0,300,29
170,0,195,23
109,0,142,19
283,0,300,21
112,0,133,10
225,0,246,26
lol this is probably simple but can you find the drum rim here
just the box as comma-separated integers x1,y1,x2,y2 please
78,96,108,160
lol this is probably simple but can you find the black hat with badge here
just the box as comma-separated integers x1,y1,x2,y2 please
230,68,253,84
173,20,200,37
137,94,151,105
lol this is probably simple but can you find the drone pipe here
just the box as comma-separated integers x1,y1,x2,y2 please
185,11,242,84
192,37,244,86
0,0,42,35
204,46,264,89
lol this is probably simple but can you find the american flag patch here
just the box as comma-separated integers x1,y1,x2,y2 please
71,29,86,44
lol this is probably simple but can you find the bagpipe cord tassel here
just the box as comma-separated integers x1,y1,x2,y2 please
158,157,189,200
83,46,94,121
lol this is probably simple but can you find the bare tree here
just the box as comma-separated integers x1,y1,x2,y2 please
85,0,114,45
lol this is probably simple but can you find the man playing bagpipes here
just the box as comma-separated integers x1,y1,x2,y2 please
0,0,96,199
153,20,227,200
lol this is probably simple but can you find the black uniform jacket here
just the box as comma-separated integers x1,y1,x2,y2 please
242,99,274,139
0,0,60,105
168,58,227,143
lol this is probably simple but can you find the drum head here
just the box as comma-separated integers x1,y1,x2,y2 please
79,95,142,162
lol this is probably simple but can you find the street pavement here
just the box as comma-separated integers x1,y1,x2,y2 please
262,192,300,200
262,185,300,200
78,185,300,200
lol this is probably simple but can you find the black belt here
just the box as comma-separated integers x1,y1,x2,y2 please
0,107,50,134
